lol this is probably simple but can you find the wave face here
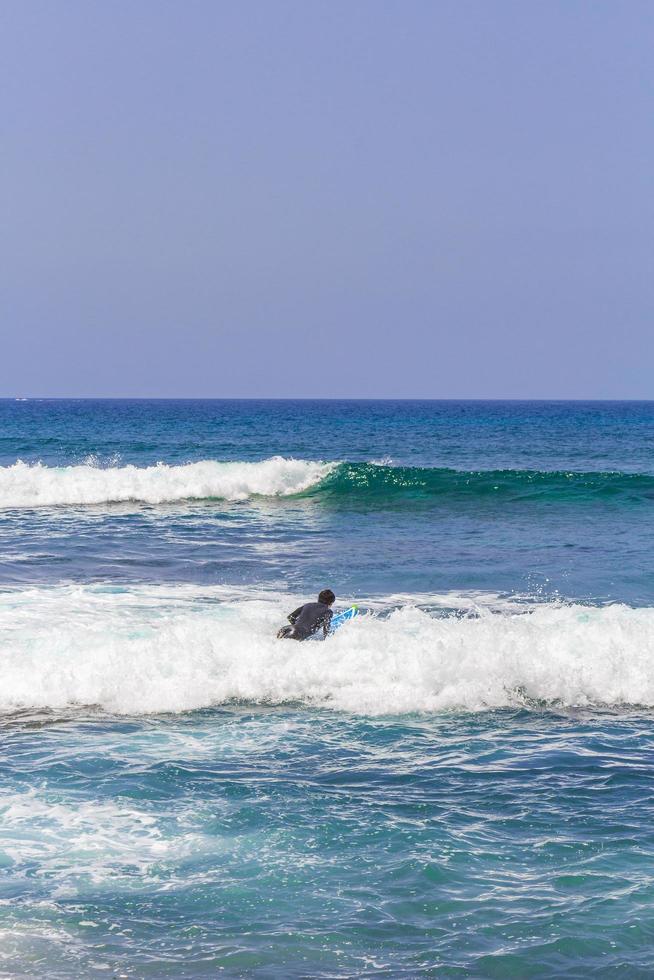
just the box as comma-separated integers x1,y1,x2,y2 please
0,457,333,507
305,462,654,504
1,458,653,509
1,587,653,715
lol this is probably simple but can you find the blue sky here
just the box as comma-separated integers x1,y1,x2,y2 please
2,0,652,397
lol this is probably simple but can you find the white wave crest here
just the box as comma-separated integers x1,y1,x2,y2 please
0,457,333,508
1,586,653,715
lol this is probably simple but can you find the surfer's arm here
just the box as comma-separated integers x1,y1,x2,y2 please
322,611,333,637
288,606,303,625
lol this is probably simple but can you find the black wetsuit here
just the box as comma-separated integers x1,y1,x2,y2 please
277,601,333,641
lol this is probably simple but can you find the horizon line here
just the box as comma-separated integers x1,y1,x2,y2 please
2,396,654,404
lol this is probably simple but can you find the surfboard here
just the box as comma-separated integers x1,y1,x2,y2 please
330,605,359,631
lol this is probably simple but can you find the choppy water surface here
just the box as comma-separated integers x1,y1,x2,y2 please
1,400,654,977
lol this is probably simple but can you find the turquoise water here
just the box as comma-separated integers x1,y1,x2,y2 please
1,400,654,977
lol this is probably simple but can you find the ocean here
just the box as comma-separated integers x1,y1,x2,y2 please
1,399,654,978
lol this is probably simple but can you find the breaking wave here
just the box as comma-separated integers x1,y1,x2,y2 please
0,457,333,507
1,585,653,715
1,458,653,509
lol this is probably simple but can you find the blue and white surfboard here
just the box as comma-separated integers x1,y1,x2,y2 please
330,605,360,631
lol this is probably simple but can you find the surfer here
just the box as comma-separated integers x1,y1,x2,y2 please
277,589,336,641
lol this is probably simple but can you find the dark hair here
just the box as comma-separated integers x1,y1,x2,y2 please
318,589,335,605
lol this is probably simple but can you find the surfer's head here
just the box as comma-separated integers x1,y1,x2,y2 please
318,589,335,606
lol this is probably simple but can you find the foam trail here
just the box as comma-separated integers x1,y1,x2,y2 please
0,457,333,507
1,586,654,715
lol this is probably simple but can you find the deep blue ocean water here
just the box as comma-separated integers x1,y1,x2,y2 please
1,399,654,977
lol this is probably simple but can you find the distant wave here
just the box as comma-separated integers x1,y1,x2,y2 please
1,585,653,715
0,458,653,508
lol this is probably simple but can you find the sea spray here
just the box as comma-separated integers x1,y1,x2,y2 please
0,457,335,508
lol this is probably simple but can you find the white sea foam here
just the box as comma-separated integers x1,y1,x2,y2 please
1,585,653,715
0,457,333,508
1,791,172,874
